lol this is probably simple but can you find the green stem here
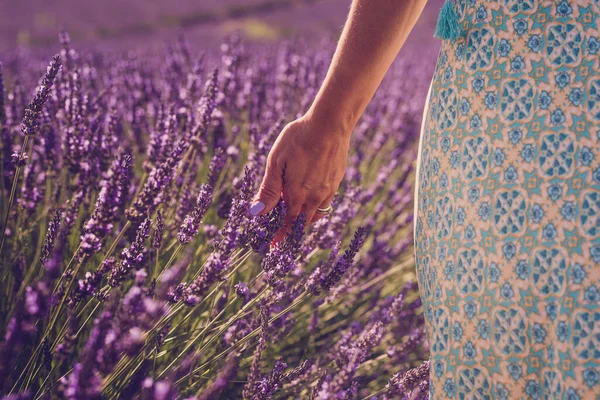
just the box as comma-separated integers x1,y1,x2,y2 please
159,285,269,380
182,291,310,388
0,135,28,259
360,387,387,400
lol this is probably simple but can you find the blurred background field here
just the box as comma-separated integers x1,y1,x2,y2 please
0,0,444,54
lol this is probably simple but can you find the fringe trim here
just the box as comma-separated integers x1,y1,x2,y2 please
433,0,462,40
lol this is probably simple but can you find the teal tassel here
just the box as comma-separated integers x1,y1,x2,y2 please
433,0,462,40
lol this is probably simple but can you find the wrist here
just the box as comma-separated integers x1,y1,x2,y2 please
304,103,356,142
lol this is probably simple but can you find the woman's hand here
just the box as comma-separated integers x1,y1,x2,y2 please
249,112,352,245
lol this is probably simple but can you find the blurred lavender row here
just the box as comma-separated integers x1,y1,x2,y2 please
0,17,437,399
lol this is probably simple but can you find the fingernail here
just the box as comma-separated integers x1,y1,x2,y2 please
249,201,265,216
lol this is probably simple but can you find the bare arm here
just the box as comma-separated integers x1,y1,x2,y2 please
308,0,430,137
250,0,429,245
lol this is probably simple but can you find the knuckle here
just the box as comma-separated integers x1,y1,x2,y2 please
282,186,304,202
305,197,323,209
302,180,330,193
259,181,280,198
265,156,281,174
304,184,331,201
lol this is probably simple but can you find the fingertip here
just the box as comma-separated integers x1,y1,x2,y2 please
249,201,266,216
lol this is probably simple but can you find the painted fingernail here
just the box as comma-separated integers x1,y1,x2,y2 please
249,201,265,216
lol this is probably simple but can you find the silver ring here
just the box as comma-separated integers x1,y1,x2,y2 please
316,204,333,215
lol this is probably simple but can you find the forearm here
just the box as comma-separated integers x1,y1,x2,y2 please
307,0,428,138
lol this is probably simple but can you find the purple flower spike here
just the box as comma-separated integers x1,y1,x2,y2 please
190,68,219,155
319,226,367,292
71,258,116,305
177,183,213,244
234,282,250,300
40,208,62,266
387,360,430,399
127,141,187,222
79,153,132,258
20,54,61,137
153,209,164,249
0,62,6,124
262,211,307,290
208,147,227,188
108,219,152,287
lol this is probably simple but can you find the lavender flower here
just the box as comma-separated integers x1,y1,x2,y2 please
71,257,116,305
387,360,430,399
262,211,306,289
174,180,195,226
79,153,132,257
153,209,164,249
234,282,250,302
20,54,61,137
208,146,227,188
179,166,253,304
242,305,270,399
40,208,62,266
316,226,367,293
108,219,152,287
60,189,84,240
177,183,213,244
190,68,219,155
239,199,286,255
63,309,114,400
0,393,33,400
127,140,187,221
0,62,5,124
159,251,192,301
138,377,178,400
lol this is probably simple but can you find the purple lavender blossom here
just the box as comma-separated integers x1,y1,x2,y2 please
387,360,430,399
108,219,152,287
145,109,174,171
207,146,227,188
70,257,116,305
314,226,367,293
234,282,250,302
177,183,213,244
174,180,195,226
153,209,164,249
262,211,306,289
159,251,192,301
79,153,132,257
40,208,62,266
242,305,270,399
239,199,286,255
0,393,33,400
190,68,219,155
126,140,187,221
59,189,84,240
138,377,178,400
0,62,6,124
20,54,61,137
63,309,114,400
179,166,253,305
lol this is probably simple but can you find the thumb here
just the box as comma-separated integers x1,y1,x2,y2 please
249,159,283,217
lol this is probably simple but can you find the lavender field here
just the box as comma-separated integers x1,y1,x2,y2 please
1,0,441,398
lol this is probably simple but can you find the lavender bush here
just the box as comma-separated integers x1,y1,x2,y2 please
0,30,435,399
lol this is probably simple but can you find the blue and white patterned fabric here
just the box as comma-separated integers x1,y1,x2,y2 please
413,0,600,398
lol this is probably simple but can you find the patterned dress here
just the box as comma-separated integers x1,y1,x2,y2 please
413,0,600,398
